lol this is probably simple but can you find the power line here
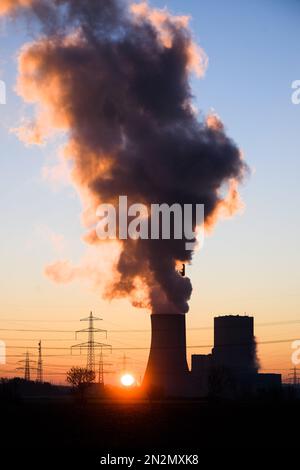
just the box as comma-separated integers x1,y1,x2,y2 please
0,318,300,333
3,337,300,351
0,338,77,341
0,328,74,333
0,319,79,323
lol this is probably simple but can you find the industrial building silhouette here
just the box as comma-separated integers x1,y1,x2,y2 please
143,314,281,397
143,314,191,396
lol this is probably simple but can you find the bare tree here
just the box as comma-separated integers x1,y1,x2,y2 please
66,367,95,401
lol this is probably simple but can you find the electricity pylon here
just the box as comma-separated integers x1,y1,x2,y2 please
98,348,104,384
71,311,111,377
36,340,43,383
98,347,113,385
289,367,300,385
17,351,35,381
120,353,131,372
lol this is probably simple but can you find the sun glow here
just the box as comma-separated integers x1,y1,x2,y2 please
120,373,135,387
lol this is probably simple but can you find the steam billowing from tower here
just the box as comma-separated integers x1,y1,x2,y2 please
1,0,247,314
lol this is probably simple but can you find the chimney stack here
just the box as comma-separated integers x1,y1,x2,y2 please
143,314,191,396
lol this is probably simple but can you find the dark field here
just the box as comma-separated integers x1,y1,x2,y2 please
0,398,299,461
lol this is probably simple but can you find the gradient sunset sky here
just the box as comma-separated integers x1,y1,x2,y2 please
0,0,299,384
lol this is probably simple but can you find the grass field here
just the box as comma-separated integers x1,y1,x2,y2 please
1,397,299,454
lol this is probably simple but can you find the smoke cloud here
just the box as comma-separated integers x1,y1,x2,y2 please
1,0,247,314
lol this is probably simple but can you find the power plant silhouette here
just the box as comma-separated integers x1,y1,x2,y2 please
143,314,190,396
9,311,282,398
143,314,281,397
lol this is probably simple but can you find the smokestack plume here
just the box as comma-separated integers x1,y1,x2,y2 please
1,0,247,314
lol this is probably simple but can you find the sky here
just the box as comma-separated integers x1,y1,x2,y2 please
0,0,299,384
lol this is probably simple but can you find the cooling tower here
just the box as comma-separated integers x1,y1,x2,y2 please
143,314,191,397
212,315,257,374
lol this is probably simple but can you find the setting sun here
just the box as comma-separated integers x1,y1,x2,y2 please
120,373,135,387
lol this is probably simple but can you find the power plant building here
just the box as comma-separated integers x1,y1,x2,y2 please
213,315,257,374
143,313,281,397
143,314,191,396
193,315,281,397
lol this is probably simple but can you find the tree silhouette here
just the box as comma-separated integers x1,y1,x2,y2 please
66,367,95,401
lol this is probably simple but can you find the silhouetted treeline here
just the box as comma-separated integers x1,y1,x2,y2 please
0,377,70,402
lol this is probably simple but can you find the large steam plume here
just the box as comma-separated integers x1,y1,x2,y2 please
1,0,247,314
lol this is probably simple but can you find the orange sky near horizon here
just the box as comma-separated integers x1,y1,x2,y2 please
0,251,298,386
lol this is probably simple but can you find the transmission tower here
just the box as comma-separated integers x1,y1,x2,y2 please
98,347,113,385
24,351,30,381
71,311,111,376
17,351,35,381
121,353,131,372
98,348,104,385
288,367,300,386
36,340,43,383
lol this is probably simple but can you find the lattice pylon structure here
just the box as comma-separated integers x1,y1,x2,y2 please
71,311,111,377
118,353,131,373
98,348,104,385
17,351,35,381
98,347,113,385
289,367,300,386
25,351,30,381
36,340,43,383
